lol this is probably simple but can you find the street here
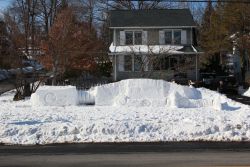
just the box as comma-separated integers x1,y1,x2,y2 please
1,152,250,167
1,142,250,167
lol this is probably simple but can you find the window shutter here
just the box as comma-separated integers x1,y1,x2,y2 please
159,30,165,45
120,31,125,45
181,30,187,44
118,55,124,71
142,31,148,45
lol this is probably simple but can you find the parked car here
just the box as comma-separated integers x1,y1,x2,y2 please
22,59,43,71
0,69,11,81
200,73,216,88
200,73,239,94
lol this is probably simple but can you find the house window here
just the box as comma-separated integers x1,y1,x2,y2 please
162,29,182,45
134,31,142,45
170,57,178,69
173,30,181,45
165,31,172,44
125,31,143,45
134,56,143,71
125,31,133,45
153,57,164,71
124,55,132,71
153,56,178,71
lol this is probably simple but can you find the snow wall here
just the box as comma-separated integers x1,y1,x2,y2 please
31,79,228,109
90,79,227,108
31,86,78,106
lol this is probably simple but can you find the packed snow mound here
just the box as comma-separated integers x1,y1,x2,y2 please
91,79,169,106
91,79,238,110
243,88,250,97
0,83,247,145
91,79,211,108
31,86,78,106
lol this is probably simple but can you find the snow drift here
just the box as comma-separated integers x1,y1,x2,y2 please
91,79,227,109
31,79,233,110
31,86,78,106
0,79,248,145
243,88,250,97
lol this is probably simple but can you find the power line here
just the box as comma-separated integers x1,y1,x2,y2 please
108,0,250,3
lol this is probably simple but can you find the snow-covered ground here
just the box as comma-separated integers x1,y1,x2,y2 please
0,79,250,145
242,87,250,97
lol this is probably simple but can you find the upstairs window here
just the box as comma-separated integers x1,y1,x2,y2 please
134,31,142,45
125,31,143,45
161,29,183,45
164,31,172,44
125,31,133,45
173,30,181,45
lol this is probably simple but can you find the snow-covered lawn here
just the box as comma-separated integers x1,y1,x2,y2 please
0,79,250,145
242,87,250,97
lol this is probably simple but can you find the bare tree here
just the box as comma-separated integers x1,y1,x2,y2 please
123,45,190,80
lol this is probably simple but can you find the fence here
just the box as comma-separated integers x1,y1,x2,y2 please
72,74,111,90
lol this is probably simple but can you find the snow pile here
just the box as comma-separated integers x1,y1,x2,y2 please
31,86,78,106
243,88,250,97
0,80,249,145
91,79,228,110
92,79,169,107
30,79,236,110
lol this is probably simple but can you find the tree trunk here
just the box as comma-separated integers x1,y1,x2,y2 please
23,82,31,97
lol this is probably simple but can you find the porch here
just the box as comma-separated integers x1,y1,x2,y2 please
110,53,200,83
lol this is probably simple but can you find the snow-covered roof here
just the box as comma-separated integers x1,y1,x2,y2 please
109,43,202,55
109,43,184,54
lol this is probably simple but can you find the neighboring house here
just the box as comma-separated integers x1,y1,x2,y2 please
109,9,203,82
226,33,250,82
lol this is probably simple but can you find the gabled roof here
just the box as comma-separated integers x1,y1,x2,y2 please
110,9,196,28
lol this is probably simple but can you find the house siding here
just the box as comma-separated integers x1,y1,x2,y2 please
148,29,159,45
113,28,193,46
116,70,198,82
114,54,199,82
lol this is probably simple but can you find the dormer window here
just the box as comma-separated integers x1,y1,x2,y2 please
125,31,142,45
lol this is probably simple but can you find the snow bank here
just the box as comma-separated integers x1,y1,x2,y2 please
31,86,78,106
0,82,248,145
90,79,239,111
30,79,238,110
92,79,169,107
243,88,250,97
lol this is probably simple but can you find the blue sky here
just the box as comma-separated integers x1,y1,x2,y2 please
0,0,12,12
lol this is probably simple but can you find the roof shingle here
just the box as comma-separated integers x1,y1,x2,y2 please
110,9,196,28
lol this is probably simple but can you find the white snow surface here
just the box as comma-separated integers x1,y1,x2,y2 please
109,43,184,54
91,79,226,110
243,88,250,97
0,79,250,145
31,86,78,106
